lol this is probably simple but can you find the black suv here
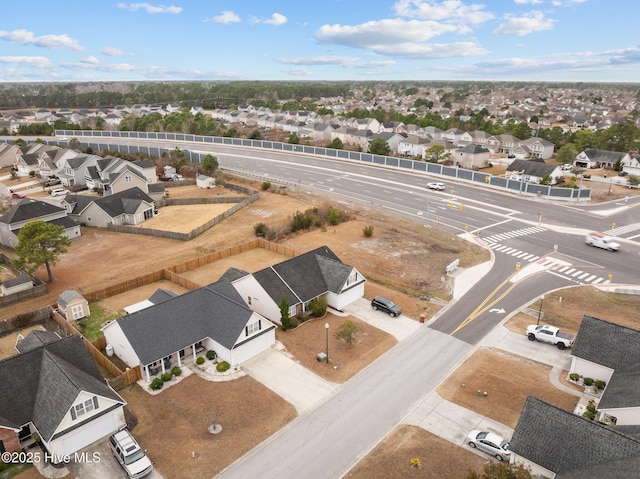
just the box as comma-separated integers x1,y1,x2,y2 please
371,296,402,317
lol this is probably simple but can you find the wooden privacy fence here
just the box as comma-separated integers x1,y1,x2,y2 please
0,306,52,335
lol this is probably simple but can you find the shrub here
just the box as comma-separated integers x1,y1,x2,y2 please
298,311,310,322
569,373,580,381
362,225,374,237
254,222,269,238
328,207,340,225
583,377,594,386
310,296,328,316
171,366,182,376
195,356,205,365
291,210,313,232
586,403,597,414
261,181,271,191
216,361,230,372
206,350,217,361
149,378,164,390
595,380,606,390
161,372,173,382
582,409,596,420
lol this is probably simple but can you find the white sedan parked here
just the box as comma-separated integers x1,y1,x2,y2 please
427,182,445,191
467,430,511,461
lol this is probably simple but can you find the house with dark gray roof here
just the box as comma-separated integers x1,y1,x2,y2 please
102,279,276,381
15,329,60,354
506,159,563,185
454,144,491,169
63,186,155,228
570,315,640,426
0,198,81,248
228,246,365,325
58,153,100,187
575,148,630,169
124,288,179,314
0,335,126,462
510,396,640,479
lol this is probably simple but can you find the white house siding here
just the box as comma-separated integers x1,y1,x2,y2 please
232,275,283,325
102,321,141,368
77,203,116,228
597,406,640,426
65,225,81,240
109,174,147,195
329,282,365,311
49,393,125,460
569,357,614,383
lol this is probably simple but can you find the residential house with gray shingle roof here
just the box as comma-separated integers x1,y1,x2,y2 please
227,246,365,325
0,198,81,248
102,279,276,379
575,148,630,169
510,396,640,479
506,159,563,185
570,315,640,426
454,144,491,169
63,186,155,228
0,335,126,462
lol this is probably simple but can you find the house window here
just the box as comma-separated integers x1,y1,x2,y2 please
71,397,99,420
247,296,252,305
87,216,92,223
288,305,297,317
125,175,132,183
246,321,261,335
345,271,358,286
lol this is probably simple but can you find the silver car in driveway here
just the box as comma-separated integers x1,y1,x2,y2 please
467,430,511,461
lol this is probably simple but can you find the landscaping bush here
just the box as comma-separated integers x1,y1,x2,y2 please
149,378,164,390
583,377,594,386
595,380,606,390
309,296,328,316
195,356,205,365
171,366,182,376
161,372,173,382
569,373,580,381
328,207,340,225
216,361,230,372
206,350,217,361
362,225,374,237
298,311,310,322
254,222,269,237
261,181,271,191
582,409,596,420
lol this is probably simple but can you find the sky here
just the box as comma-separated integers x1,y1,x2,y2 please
1,0,639,83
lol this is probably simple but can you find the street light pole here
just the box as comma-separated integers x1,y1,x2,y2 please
537,295,545,325
325,322,329,363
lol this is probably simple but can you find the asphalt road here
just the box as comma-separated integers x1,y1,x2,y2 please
215,328,472,479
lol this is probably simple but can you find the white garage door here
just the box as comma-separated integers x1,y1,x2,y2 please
233,332,274,364
61,413,117,456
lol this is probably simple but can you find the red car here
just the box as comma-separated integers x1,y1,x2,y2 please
11,191,25,199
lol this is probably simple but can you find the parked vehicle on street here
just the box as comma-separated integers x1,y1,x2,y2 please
467,430,511,461
371,296,402,317
109,429,153,478
427,182,445,191
50,188,68,196
585,232,620,251
11,191,25,199
561,163,573,170
526,324,574,350
44,177,61,187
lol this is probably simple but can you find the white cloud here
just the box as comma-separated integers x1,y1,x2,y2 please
102,47,128,56
0,29,84,51
393,0,494,24
116,3,182,14
0,55,52,68
317,19,459,48
263,13,287,26
81,56,100,65
514,0,542,4
211,11,240,24
493,11,555,36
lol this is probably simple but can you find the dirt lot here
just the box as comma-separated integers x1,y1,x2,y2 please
437,348,579,429
344,425,487,479
276,314,398,383
138,203,236,233
119,374,297,479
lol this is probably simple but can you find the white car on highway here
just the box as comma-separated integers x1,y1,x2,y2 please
427,182,445,191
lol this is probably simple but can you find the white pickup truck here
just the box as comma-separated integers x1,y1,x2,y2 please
526,324,574,350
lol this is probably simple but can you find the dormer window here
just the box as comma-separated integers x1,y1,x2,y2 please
70,396,99,419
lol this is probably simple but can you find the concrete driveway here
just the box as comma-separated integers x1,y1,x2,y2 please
63,437,164,479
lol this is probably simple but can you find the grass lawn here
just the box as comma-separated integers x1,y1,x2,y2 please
73,303,122,341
